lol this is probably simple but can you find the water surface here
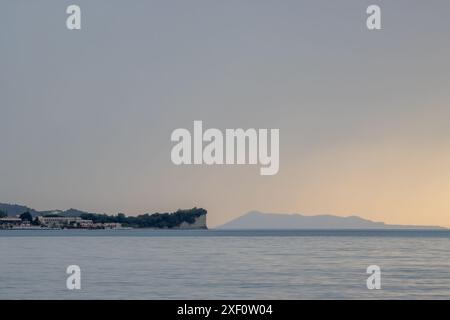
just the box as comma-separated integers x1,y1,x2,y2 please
1,229,449,299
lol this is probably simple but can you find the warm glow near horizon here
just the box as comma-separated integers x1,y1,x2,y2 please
1,1,450,229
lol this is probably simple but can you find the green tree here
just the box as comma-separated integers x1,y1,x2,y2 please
0,210,7,218
32,217,41,226
20,211,33,222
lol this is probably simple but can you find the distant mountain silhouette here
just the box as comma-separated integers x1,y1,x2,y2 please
0,202,99,217
219,211,445,230
0,203,40,217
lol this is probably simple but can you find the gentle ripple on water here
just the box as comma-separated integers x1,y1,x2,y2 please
0,230,449,299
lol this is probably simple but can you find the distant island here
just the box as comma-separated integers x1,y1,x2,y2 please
0,203,207,230
219,211,446,230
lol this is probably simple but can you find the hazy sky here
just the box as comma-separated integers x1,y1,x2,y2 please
1,1,450,227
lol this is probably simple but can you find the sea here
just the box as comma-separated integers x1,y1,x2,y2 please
0,229,449,299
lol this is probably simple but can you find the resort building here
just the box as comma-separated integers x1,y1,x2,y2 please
37,216,83,228
0,217,23,228
36,216,122,229
78,219,94,228
100,223,122,229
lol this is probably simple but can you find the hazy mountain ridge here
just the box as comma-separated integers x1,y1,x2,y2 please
0,203,40,217
2,203,445,230
0,203,97,217
219,211,446,230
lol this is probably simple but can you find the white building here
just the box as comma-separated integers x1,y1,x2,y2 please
0,217,23,229
37,216,82,228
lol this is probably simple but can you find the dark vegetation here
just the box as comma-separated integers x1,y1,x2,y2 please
79,207,207,228
19,211,33,222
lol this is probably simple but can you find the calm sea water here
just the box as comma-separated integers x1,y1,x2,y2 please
1,229,449,299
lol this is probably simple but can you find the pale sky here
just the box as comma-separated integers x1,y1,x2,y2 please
1,1,450,227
